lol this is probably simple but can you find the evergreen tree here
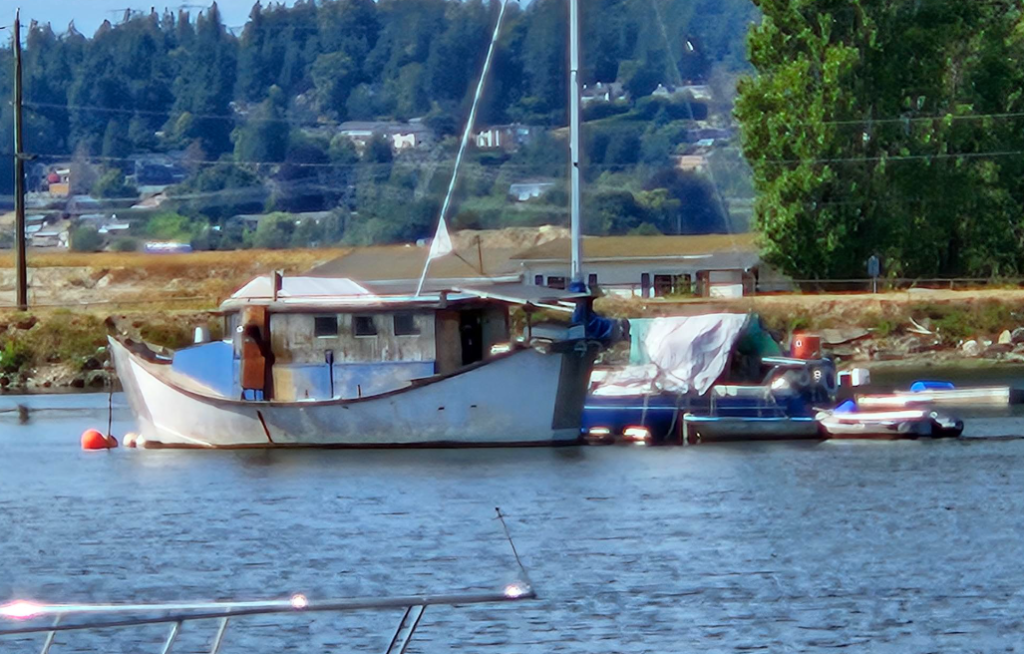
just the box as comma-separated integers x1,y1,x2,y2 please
171,3,238,155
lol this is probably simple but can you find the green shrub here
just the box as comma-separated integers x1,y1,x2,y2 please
22,311,108,368
70,226,103,252
140,322,193,349
111,237,139,252
0,340,30,373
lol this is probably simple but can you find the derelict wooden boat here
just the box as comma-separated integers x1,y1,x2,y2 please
109,282,609,449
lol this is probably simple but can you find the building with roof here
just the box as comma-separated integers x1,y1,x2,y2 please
581,82,628,105
474,124,542,150
509,181,556,202
652,83,713,101
305,242,521,295
510,233,766,298
337,121,434,152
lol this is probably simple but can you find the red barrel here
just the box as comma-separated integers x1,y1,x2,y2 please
792,333,821,359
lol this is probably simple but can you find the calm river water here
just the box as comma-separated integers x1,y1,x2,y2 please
3,392,1024,652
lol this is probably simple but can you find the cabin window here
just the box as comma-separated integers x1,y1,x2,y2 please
394,314,420,336
588,273,598,287
534,274,544,286
314,315,339,338
353,315,377,337
640,273,651,297
547,276,566,290
653,274,691,297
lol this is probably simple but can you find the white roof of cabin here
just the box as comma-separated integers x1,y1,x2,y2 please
231,276,375,301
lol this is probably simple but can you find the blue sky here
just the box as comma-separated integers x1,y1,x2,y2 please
4,1,282,37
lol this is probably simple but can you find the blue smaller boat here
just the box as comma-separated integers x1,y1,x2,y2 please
583,314,835,444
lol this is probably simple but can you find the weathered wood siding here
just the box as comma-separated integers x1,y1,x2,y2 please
434,310,462,375
269,311,436,365
481,305,510,354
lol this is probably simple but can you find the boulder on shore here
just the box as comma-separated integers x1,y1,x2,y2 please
962,340,982,357
1012,327,1024,344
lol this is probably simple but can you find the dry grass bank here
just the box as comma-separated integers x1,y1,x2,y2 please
0,249,350,309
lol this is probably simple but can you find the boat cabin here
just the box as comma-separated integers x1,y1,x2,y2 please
177,275,582,402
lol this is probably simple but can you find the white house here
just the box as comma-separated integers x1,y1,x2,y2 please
474,124,541,150
509,181,556,202
510,233,766,298
581,82,628,105
337,121,434,152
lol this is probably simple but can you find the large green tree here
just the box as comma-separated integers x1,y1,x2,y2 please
737,0,1024,280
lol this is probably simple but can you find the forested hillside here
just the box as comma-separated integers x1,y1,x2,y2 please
0,0,758,249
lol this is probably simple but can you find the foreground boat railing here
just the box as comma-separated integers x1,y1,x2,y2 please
0,510,534,654
0,585,533,654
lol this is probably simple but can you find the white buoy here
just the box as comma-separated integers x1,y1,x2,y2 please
123,432,138,448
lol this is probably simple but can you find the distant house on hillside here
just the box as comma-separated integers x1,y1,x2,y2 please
130,152,187,190
132,192,170,210
673,154,708,173
581,82,628,105
45,165,72,198
235,211,334,229
474,124,542,150
652,83,713,101
684,127,734,143
508,181,556,202
337,121,434,152
31,229,68,249
66,195,102,216
510,233,766,298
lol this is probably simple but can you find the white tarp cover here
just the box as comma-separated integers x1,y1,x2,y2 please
231,276,374,300
592,314,749,397
645,314,749,394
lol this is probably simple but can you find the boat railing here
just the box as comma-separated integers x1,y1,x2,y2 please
0,585,534,654
707,385,788,419
0,509,535,654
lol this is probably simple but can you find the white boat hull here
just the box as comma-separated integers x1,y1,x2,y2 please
856,387,1014,409
110,338,593,448
816,409,964,439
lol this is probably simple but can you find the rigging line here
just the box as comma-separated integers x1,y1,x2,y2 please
434,0,508,230
416,0,508,296
647,0,738,251
495,508,531,588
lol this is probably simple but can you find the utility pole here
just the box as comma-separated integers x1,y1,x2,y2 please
13,9,28,311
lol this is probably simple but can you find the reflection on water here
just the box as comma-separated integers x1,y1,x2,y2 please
1,393,1024,652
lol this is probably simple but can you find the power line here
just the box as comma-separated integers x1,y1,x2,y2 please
749,110,1024,129
23,100,310,126
757,148,1024,166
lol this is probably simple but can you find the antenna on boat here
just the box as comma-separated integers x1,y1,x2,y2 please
568,0,583,286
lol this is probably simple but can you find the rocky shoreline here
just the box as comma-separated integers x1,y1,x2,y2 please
823,327,1024,370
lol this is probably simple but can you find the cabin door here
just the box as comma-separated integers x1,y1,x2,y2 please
460,310,484,365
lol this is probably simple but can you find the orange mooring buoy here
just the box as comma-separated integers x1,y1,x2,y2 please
81,429,111,450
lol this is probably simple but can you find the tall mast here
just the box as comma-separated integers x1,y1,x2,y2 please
13,9,27,311
568,0,582,284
